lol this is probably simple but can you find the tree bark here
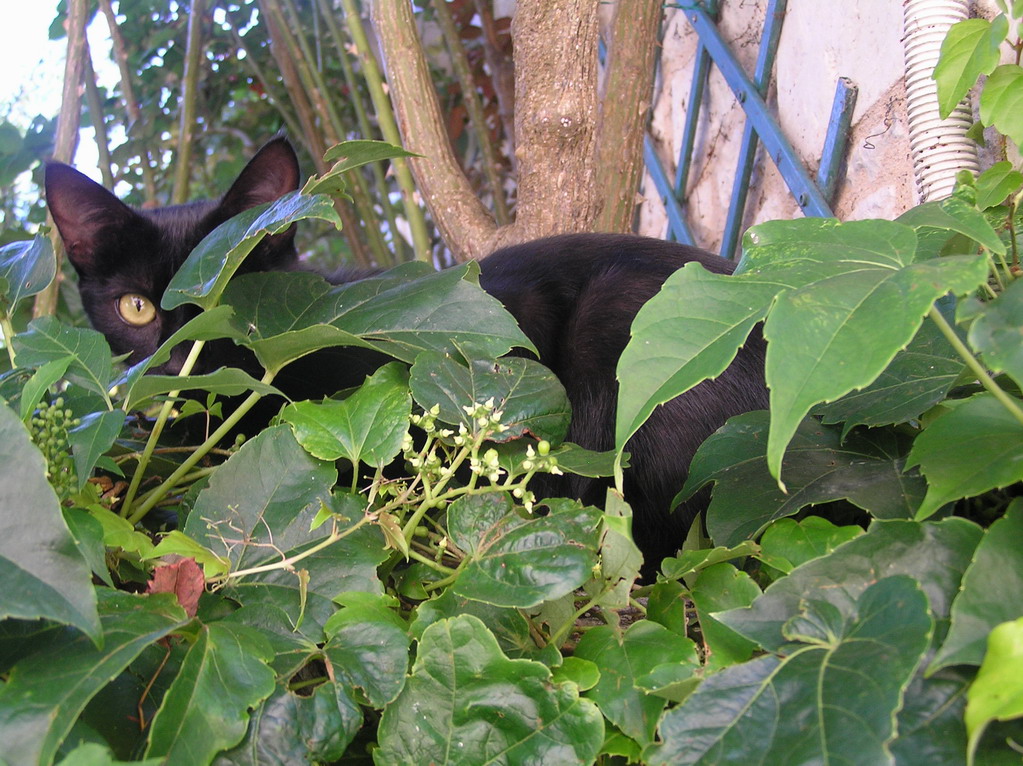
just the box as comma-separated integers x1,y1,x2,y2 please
511,1,600,238
595,0,663,232
371,0,661,259
371,0,497,261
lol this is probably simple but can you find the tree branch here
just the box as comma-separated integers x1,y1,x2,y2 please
594,0,662,232
371,0,497,261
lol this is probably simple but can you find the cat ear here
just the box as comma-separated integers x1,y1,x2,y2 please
44,163,137,275
218,137,301,217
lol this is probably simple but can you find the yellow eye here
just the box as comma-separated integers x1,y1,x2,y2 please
117,293,157,326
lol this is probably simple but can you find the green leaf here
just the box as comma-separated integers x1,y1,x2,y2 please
815,317,966,434
305,139,419,195
449,496,602,608
980,64,1023,149
13,317,114,401
322,593,410,707
182,425,337,574
682,412,925,547
689,563,761,668
68,410,125,490
906,394,1023,519
216,681,362,765
281,362,411,467
57,742,163,766
0,591,187,766
968,278,1023,391
0,400,100,640
645,577,932,765
966,617,1023,761
658,540,759,583
123,368,283,412
410,588,538,659
0,235,55,312
717,518,980,652
18,357,71,421
163,191,342,311
891,666,973,765
223,264,532,373
375,615,604,765
615,262,776,454
410,351,571,444
763,254,988,484
933,16,1007,118
574,621,698,746
756,516,863,575
145,622,276,762
974,160,1023,209
930,502,1023,671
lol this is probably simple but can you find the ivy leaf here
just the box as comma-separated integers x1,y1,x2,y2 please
0,591,187,766
163,191,342,311
217,681,362,765
906,394,1023,519
755,516,863,575
689,563,762,669
816,318,965,435
980,64,1023,149
322,593,410,708
304,139,418,196
974,160,1023,209
614,262,776,457
0,400,100,640
645,577,932,765
68,409,125,490
449,495,601,608
145,623,276,762
282,362,411,468
0,235,55,312
965,617,1023,761
763,254,987,485
13,317,114,401
375,615,604,765
183,425,336,572
967,278,1023,391
933,16,1007,118
410,351,571,444
930,502,1023,670
574,621,699,746
717,518,980,652
682,412,925,547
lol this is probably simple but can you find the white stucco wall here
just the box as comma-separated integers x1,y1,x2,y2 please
636,1,993,253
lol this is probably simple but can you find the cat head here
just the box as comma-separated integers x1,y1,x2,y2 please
44,137,302,373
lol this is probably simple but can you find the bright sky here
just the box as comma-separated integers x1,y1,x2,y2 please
0,2,113,180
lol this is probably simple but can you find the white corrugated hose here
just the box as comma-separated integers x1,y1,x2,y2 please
902,0,981,201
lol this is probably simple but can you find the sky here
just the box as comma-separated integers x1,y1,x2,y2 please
0,3,114,180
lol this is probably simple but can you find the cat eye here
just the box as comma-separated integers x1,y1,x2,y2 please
117,293,157,327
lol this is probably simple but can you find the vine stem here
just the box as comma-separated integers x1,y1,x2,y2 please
121,340,206,517
928,304,1023,427
1,315,17,367
214,513,373,583
126,368,276,525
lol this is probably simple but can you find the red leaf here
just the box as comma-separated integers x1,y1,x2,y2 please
147,558,205,617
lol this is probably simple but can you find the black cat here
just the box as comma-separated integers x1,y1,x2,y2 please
44,138,768,567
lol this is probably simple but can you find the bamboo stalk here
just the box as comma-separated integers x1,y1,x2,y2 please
35,0,88,319
172,0,206,204
83,38,115,189
97,0,157,201
280,0,391,266
316,0,406,262
347,0,437,262
433,0,510,225
260,0,372,266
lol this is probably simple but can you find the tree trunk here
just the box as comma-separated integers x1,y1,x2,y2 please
371,0,662,260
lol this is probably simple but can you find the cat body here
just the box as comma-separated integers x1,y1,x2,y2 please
45,138,768,566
